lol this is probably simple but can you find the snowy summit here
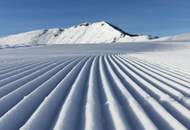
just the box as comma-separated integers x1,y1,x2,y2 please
0,21,158,48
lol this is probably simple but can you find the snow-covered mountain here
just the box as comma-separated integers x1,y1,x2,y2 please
0,21,158,48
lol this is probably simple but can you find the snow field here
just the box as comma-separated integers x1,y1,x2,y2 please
0,54,190,130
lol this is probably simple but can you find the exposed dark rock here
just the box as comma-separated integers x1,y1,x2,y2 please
38,29,48,37
79,23,90,26
54,28,64,37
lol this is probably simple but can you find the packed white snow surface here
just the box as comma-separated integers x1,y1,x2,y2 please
0,21,157,49
0,42,190,130
128,42,190,73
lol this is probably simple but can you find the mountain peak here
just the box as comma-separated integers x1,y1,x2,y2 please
77,21,114,28
96,21,111,26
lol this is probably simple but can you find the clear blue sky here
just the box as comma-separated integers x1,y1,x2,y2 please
0,0,190,37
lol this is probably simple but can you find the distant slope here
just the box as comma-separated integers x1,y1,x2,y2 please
157,33,190,42
0,21,158,48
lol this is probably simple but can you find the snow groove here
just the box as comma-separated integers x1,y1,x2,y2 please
0,55,190,130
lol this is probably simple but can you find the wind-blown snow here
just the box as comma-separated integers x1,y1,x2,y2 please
156,33,190,42
0,42,190,130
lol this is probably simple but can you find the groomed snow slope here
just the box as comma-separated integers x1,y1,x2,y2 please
0,43,190,130
0,21,156,48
